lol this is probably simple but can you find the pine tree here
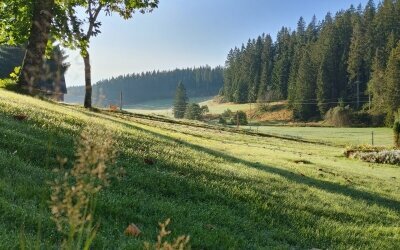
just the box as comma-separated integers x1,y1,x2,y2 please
348,18,368,109
173,81,188,118
258,35,274,101
363,0,376,78
384,41,400,124
220,1,400,123
292,47,318,120
271,27,292,99
317,53,335,114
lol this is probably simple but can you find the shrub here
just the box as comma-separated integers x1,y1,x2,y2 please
235,111,248,125
370,113,386,127
344,145,388,158
0,78,18,91
256,102,270,113
219,109,247,125
200,105,209,115
351,111,371,126
184,103,203,120
325,106,384,127
325,106,353,127
221,109,233,118
218,117,227,125
393,120,400,147
344,145,400,165
351,150,400,165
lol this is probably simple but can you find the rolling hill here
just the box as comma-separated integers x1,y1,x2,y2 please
0,88,399,248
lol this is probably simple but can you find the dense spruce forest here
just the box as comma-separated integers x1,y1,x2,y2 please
222,0,400,123
66,66,223,106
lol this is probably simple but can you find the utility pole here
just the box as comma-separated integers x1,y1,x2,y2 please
120,91,123,111
236,111,239,129
356,80,360,109
369,93,371,111
249,103,252,131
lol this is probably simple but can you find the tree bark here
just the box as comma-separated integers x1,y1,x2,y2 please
83,53,92,108
18,0,54,91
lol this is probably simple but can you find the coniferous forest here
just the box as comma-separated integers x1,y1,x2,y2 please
66,66,223,106
222,0,400,123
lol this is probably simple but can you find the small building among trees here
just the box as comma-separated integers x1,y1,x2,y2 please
0,45,68,101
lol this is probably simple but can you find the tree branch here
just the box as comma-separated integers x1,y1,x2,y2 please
86,2,103,38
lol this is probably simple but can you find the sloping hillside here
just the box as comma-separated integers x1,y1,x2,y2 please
0,89,399,248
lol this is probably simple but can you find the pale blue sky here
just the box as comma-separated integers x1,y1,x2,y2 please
65,0,374,87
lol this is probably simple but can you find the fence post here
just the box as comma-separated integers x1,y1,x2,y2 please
120,91,123,111
234,111,237,129
372,131,374,146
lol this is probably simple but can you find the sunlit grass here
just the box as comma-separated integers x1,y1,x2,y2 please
199,99,253,114
242,126,393,147
0,89,399,249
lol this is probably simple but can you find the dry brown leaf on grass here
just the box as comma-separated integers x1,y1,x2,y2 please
13,114,28,121
144,157,156,165
125,223,142,237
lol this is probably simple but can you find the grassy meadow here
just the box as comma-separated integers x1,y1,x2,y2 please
0,89,400,249
199,99,253,114
125,96,213,117
243,126,393,147
123,97,254,117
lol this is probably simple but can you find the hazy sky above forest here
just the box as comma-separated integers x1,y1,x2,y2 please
65,0,373,87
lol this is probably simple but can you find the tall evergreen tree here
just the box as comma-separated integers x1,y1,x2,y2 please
363,0,376,78
383,41,400,124
316,12,338,114
173,81,188,119
348,17,368,108
292,47,318,120
258,35,274,101
368,48,386,112
271,27,292,99
222,1,400,122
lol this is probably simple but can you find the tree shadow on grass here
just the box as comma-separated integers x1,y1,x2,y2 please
92,112,400,213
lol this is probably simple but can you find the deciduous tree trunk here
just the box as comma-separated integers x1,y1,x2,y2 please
83,53,92,108
18,0,54,91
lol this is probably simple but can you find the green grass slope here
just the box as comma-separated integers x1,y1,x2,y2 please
0,89,400,249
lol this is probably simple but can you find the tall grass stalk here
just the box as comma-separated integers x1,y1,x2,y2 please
49,126,116,249
144,219,190,250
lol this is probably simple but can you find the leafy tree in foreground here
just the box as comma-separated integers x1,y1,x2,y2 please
0,0,54,89
64,0,159,108
173,81,188,119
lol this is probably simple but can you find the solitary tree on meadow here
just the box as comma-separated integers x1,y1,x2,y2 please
173,81,188,118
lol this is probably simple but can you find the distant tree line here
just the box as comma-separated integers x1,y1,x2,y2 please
66,66,223,107
222,0,400,124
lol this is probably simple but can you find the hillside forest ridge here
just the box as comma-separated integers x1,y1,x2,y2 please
222,0,400,125
65,66,224,106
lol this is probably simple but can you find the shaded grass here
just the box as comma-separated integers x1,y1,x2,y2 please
0,89,400,249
